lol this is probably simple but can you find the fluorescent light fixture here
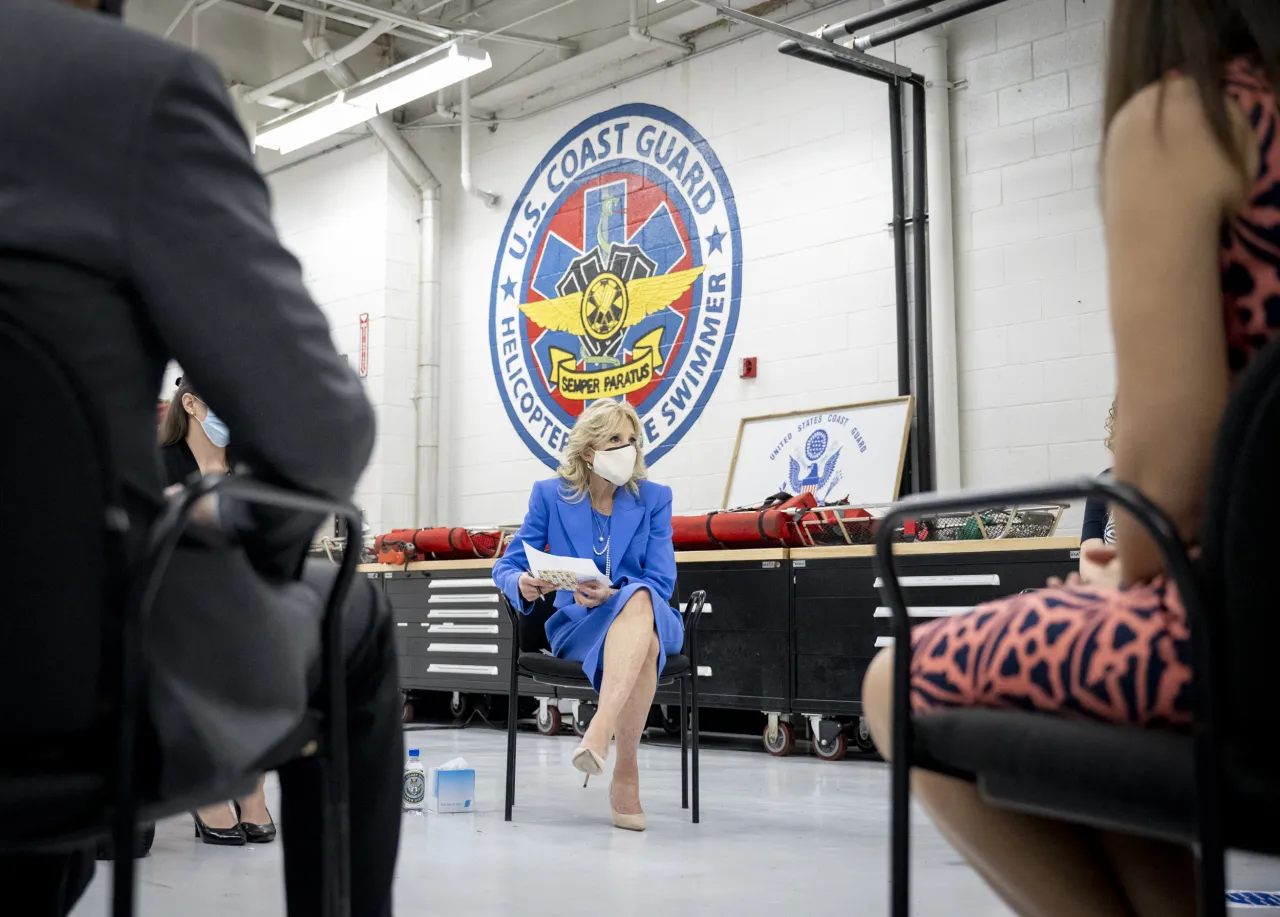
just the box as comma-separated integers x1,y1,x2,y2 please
255,93,372,153
254,41,492,154
347,41,491,115
255,94,298,110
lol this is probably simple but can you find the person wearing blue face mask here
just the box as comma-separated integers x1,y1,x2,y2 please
159,373,232,486
158,377,232,486
157,378,277,846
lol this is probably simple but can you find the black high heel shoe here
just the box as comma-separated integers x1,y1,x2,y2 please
192,808,246,846
234,801,277,844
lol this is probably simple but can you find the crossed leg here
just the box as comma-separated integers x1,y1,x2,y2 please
579,589,660,814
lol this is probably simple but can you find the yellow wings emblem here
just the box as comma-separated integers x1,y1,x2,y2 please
518,265,705,337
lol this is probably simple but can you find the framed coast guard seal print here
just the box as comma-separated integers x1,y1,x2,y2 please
489,103,742,468
722,398,915,509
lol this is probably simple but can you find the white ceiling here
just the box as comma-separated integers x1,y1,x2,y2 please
125,0,722,124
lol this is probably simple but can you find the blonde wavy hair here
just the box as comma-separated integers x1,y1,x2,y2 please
1104,399,1117,453
557,399,647,501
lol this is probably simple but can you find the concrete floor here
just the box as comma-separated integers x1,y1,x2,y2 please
71,726,1280,916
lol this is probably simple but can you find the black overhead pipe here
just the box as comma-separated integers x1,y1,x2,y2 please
887,81,910,402
817,0,937,41
776,39,900,84
857,0,1010,49
910,77,933,492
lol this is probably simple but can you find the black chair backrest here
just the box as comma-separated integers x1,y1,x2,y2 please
1199,337,1280,780
0,306,121,746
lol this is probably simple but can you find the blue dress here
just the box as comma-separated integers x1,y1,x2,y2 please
492,478,684,691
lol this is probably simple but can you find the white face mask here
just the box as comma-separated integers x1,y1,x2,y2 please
590,444,637,487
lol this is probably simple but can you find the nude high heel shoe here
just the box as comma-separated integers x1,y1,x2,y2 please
571,746,605,786
610,784,646,832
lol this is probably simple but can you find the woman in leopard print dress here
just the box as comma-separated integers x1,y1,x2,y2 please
863,2,1280,915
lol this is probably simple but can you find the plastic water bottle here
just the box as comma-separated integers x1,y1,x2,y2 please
402,748,426,813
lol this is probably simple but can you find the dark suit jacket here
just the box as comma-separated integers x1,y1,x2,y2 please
1,1,375,797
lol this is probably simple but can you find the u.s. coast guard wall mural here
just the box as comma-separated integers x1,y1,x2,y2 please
489,103,742,468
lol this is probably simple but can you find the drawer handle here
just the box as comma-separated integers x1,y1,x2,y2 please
427,624,499,634
679,602,713,615
427,643,499,654
428,578,496,589
428,594,497,604
873,574,1000,588
875,636,895,647
697,665,712,677
395,622,409,627
427,663,499,676
426,609,499,619
873,606,974,618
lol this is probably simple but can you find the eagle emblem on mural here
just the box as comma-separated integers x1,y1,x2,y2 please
519,262,705,368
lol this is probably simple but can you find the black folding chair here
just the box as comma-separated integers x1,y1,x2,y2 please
876,339,1280,917
502,589,706,823
0,310,360,917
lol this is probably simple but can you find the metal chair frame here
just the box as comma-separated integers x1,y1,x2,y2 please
501,590,707,824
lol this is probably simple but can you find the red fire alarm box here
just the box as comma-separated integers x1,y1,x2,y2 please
739,357,757,378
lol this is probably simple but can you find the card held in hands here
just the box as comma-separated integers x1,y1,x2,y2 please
525,545,613,590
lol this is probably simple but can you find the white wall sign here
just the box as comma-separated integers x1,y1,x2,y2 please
723,398,914,509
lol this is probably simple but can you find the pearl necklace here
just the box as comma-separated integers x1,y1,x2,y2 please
590,504,612,579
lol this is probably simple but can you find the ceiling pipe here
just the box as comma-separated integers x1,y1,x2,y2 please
300,18,438,187
302,13,444,527
460,83,498,208
219,0,574,51
920,29,961,492
402,0,855,129
853,0,1008,49
292,0,575,51
629,0,694,54
815,0,934,41
245,18,395,104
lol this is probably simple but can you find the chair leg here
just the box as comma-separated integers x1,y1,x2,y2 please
691,667,700,825
1196,839,1228,917
505,651,519,822
111,818,136,917
891,734,910,917
679,680,689,811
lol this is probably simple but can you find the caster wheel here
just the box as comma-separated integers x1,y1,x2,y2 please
536,706,562,736
853,717,877,753
449,695,469,718
572,705,595,737
763,722,794,757
401,699,414,723
663,708,682,736
812,731,848,761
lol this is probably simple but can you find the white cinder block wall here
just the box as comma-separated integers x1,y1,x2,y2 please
950,0,1115,516
266,139,419,536
437,3,908,525
262,0,1118,534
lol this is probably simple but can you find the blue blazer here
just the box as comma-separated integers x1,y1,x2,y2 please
492,477,683,689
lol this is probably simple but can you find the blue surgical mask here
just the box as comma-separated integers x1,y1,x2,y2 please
200,408,231,448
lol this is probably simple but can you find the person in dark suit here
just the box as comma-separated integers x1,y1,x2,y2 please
0,1,400,914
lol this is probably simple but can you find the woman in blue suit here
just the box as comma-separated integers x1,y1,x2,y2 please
493,399,683,831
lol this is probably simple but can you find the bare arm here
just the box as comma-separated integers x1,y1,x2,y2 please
1103,78,1253,583
1078,537,1107,581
